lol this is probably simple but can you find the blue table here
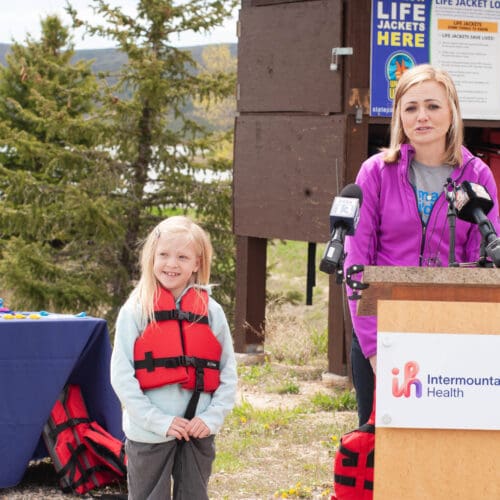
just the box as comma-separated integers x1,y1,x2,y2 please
0,314,124,488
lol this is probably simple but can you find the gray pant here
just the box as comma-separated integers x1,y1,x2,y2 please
125,436,215,500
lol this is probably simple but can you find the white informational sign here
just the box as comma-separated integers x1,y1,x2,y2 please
376,332,500,430
430,1,500,120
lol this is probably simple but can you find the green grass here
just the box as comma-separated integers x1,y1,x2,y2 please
310,390,357,412
238,361,273,385
266,240,330,304
211,390,357,498
208,239,357,499
276,380,301,395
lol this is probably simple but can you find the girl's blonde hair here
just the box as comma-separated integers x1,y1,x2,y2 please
134,215,213,322
383,64,463,166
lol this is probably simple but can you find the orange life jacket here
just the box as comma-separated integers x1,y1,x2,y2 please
133,287,222,396
42,384,127,495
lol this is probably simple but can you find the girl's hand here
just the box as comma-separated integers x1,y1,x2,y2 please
185,417,210,439
369,355,377,375
167,416,190,441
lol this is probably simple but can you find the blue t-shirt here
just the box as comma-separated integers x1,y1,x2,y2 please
410,160,453,224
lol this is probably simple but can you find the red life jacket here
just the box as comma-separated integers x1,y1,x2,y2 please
134,287,222,394
331,399,375,500
42,384,127,495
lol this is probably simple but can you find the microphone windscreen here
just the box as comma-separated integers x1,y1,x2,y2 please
455,181,493,223
329,184,362,236
339,183,363,207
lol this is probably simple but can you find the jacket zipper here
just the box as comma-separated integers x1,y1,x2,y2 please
409,185,427,267
406,157,427,266
419,224,426,266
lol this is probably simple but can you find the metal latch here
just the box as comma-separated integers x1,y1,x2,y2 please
330,47,353,71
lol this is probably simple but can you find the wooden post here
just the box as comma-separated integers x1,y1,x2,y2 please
234,235,267,353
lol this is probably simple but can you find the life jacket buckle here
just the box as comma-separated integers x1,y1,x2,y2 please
176,310,192,321
180,355,196,366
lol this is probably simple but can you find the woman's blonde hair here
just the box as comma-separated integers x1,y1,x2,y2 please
134,215,213,322
384,64,463,166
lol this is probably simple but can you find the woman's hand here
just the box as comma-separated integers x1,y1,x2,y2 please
369,355,377,375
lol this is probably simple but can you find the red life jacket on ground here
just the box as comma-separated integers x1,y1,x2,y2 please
331,395,375,500
42,384,127,495
134,287,221,397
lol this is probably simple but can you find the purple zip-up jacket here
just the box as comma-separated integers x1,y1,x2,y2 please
344,143,500,358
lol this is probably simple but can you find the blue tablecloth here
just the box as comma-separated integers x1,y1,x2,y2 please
0,314,124,488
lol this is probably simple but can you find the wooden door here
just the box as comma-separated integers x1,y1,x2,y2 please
237,0,343,113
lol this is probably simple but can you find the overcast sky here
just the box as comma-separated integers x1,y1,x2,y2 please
1,0,239,49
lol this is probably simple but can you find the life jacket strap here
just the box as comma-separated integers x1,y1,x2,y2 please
334,474,356,487
56,443,86,482
184,391,201,420
134,353,220,372
182,356,220,370
333,473,374,491
153,309,209,324
183,363,208,420
339,444,359,466
84,423,128,476
48,417,92,440
57,442,105,490
56,440,125,493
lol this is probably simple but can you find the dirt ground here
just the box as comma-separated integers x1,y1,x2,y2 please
207,364,357,499
2,362,356,500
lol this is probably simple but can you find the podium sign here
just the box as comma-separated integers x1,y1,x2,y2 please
357,267,500,498
373,299,500,500
377,332,500,430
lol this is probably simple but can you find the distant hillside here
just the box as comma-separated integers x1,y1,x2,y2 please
0,42,237,131
0,42,237,72
0,44,9,65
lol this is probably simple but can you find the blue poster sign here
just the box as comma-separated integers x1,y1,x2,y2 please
370,0,432,117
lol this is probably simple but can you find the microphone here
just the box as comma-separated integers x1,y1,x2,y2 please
319,183,363,275
455,181,500,267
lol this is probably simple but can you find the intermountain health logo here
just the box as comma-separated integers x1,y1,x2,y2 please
392,361,422,398
391,361,500,400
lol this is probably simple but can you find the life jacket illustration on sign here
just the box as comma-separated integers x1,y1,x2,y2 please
134,287,222,416
42,384,127,495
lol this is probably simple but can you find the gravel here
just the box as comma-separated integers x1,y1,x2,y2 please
0,459,127,499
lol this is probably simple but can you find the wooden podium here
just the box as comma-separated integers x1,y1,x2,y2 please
358,266,500,500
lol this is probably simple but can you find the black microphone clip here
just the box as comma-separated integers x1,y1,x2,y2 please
345,264,369,300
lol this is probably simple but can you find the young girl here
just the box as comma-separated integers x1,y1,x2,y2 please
111,215,238,500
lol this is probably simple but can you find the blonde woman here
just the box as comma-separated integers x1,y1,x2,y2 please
345,64,500,425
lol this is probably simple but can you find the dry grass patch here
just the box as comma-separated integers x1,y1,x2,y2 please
207,242,359,498
209,404,356,499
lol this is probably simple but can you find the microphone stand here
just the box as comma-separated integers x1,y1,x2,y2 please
444,180,459,267
477,240,493,267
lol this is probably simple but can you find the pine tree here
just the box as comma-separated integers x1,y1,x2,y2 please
0,2,237,323
67,0,238,318
0,16,123,314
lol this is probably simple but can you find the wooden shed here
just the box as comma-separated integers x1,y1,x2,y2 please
232,0,500,376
